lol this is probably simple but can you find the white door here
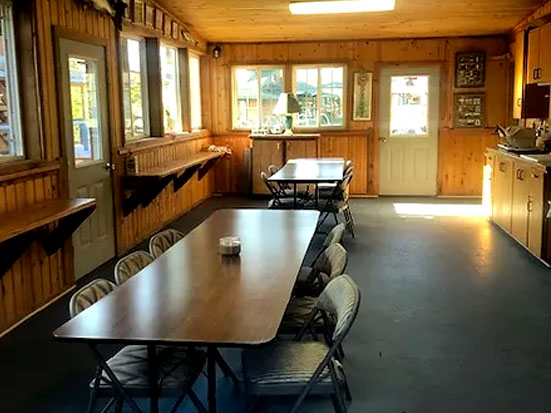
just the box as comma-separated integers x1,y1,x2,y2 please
379,67,440,195
58,38,116,280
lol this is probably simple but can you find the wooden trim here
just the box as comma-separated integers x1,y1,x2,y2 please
52,26,109,48
145,37,164,137
118,130,211,155
179,48,191,132
0,161,60,183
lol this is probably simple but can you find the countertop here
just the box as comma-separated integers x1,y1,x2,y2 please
249,133,321,140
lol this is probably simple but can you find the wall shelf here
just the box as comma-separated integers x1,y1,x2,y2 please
0,198,97,277
121,151,225,216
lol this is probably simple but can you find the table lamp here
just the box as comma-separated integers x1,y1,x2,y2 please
273,93,301,135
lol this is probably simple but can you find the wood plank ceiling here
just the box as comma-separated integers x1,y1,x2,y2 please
155,0,546,42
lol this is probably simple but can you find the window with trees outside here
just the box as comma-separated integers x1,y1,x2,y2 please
188,52,202,130
232,66,284,130
121,37,149,141
160,45,182,134
0,2,22,161
293,65,345,128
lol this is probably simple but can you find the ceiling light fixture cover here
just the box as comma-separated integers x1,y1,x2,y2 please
289,0,396,15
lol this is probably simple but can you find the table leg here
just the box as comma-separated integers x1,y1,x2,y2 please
207,346,217,413
294,183,297,208
147,345,159,413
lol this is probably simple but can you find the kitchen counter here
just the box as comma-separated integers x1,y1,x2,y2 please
249,133,320,141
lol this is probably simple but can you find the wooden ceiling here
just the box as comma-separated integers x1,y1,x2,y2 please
155,0,546,43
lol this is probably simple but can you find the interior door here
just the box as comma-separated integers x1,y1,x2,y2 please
379,67,440,195
58,38,116,280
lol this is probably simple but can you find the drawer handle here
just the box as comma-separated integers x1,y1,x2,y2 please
528,199,533,213
517,169,524,181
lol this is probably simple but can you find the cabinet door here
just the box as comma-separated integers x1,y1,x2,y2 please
528,167,544,257
252,140,284,195
285,139,318,161
527,28,541,84
538,24,551,83
513,31,525,119
511,162,529,245
494,156,514,232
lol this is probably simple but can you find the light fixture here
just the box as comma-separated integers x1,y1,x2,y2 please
212,45,222,59
273,93,301,135
289,0,395,15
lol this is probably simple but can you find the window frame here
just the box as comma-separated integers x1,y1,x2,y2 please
120,34,150,142
159,43,183,135
292,63,347,130
0,1,24,163
231,65,286,131
188,51,202,131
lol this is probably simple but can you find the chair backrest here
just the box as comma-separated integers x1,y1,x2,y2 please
149,228,185,258
323,223,346,248
114,250,154,285
344,160,353,175
316,274,360,343
267,164,280,176
69,278,116,318
311,243,348,286
261,171,282,200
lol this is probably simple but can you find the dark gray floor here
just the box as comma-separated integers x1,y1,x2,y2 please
1,196,551,412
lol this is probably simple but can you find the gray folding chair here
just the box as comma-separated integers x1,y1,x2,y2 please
114,250,154,285
308,223,346,267
69,279,207,413
318,160,353,193
318,170,355,238
149,228,185,258
262,171,296,209
242,275,361,413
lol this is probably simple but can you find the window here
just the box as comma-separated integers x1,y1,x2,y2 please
293,65,345,128
389,75,429,136
232,66,284,130
188,53,202,130
160,45,182,134
121,37,149,141
0,2,22,160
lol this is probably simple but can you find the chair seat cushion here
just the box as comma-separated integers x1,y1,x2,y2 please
92,345,206,397
243,341,339,394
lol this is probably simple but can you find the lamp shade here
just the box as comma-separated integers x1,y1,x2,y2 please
273,93,301,115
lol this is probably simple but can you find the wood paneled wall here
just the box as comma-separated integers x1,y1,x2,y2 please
207,37,509,196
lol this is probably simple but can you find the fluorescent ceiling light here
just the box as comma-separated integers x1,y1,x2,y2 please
289,0,395,15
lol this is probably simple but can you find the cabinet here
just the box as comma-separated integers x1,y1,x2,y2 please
513,31,525,119
250,135,320,195
488,149,549,262
527,24,551,84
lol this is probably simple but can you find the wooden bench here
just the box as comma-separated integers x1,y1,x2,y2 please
0,198,96,277
121,151,225,216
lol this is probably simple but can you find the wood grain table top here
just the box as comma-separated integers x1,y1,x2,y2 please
268,158,345,183
0,198,96,244
54,209,320,346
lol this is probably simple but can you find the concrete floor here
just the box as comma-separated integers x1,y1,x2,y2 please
1,196,551,412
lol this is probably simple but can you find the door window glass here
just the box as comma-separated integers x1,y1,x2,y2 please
69,56,103,166
390,75,429,137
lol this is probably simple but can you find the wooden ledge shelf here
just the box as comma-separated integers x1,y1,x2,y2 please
122,151,226,216
0,198,96,277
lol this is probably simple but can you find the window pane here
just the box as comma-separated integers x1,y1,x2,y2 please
295,68,318,127
189,53,202,130
0,4,22,159
234,68,258,129
69,57,102,165
320,67,344,127
390,75,429,137
160,45,182,134
260,68,284,129
122,38,148,140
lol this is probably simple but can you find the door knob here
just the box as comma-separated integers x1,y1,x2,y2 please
104,162,116,172
379,137,388,143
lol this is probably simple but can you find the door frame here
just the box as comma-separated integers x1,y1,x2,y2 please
53,27,119,277
373,62,444,196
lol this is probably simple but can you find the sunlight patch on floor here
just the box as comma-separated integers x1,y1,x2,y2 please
393,202,487,218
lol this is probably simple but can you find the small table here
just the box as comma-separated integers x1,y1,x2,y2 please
268,158,345,207
54,209,319,413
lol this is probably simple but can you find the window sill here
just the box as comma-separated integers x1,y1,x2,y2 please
119,130,211,155
0,160,60,183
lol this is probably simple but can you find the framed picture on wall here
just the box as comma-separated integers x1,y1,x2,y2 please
353,71,373,121
455,52,486,88
454,93,485,128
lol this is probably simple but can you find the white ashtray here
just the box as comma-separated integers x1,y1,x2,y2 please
219,236,241,256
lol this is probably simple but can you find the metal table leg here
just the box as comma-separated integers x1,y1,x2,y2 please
147,345,159,413
207,346,217,413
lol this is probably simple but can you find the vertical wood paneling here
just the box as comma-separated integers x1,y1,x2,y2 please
208,36,510,196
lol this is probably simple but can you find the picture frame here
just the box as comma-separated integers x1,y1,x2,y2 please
352,71,373,121
455,52,486,88
454,93,485,128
